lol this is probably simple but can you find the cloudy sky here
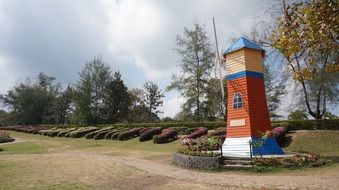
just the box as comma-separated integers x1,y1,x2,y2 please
1,0,336,117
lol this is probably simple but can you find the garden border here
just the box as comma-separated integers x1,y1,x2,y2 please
173,152,221,170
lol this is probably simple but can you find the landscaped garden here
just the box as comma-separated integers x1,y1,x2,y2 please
0,122,337,171
0,128,338,190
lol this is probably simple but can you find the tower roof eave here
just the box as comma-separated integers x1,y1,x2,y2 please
223,37,264,55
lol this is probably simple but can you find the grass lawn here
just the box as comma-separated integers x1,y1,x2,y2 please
0,131,179,158
0,130,338,190
284,130,339,157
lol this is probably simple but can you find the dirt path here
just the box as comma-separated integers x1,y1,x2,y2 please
2,153,338,190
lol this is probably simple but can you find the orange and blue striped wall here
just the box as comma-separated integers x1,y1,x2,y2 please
222,37,283,156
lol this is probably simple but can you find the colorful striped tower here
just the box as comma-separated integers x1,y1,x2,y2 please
222,37,284,158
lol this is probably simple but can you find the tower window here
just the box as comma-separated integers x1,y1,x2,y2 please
233,93,243,109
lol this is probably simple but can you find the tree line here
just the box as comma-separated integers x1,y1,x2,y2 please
0,57,165,125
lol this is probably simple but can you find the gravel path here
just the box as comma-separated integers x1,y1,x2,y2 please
108,155,339,190
3,153,338,190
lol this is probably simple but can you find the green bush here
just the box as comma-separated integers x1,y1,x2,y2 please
272,119,339,130
153,129,178,144
69,127,99,138
168,127,188,135
0,131,15,143
208,127,226,136
64,132,72,138
0,136,15,143
35,118,339,133
104,131,116,139
84,131,99,139
253,154,330,168
184,128,197,135
111,129,127,140
57,128,77,137
117,128,143,141
94,130,112,140
186,127,208,139
0,147,3,151
139,128,162,142
84,127,115,139
48,129,64,137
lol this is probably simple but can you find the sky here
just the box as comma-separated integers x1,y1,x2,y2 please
0,0,337,118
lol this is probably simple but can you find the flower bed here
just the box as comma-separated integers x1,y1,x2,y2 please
178,136,222,157
253,153,331,168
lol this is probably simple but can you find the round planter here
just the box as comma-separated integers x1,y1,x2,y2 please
173,152,221,170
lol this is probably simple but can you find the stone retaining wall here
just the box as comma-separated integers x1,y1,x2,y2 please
173,152,221,170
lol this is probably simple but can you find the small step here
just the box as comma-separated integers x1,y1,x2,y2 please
222,156,252,160
222,159,253,165
220,164,253,170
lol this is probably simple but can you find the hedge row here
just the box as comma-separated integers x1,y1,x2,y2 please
84,127,115,139
185,127,208,139
1,125,48,134
139,128,162,142
42,119,339,131
153,129,178,144
117,128,143,141
69,127,99,138
272,119,339,130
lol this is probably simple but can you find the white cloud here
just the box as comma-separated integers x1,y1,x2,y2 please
160,95,185,118
2,0,303,117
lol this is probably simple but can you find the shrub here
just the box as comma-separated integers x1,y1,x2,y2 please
84,131,99,139
111,132,121,140
0,130,15,143
0,147,3,151
184,128,197,135
185,127,208,139
139,128,162,142
209,127,226,136
84,127,115,139
64,132,72,138
118,128,143,141
48,129,64,137
153,129,178,144
168,127,188,135
111,129,128,140
0,125,48,133
271,119,339,130
253,154,330,168
139,128,149,135
271,127,287,146
104,131,115,139
69,127,99,138
279,122,289,128
94,130,112,140
57,128,76,137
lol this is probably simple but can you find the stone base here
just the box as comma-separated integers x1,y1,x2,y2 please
222,137,284,158
173,153,221,170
